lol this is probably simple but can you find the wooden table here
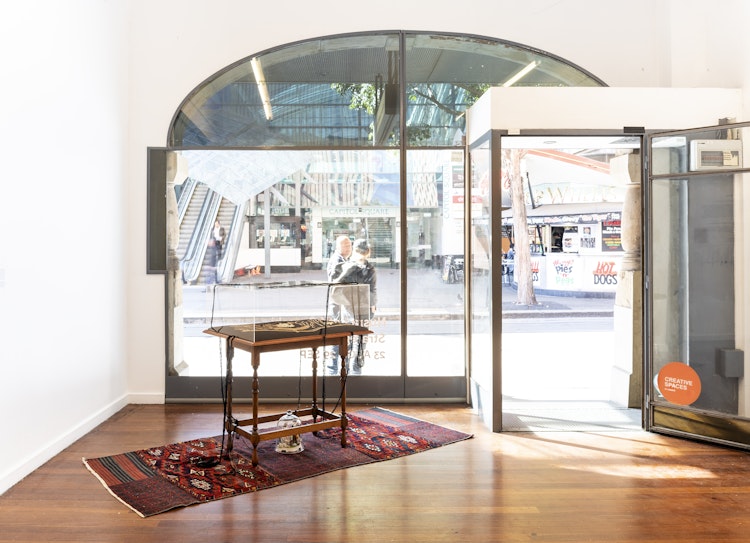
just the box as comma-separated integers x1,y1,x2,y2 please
203,318,372,466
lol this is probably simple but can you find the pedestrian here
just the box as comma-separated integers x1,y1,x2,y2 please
331,238,377,375
207,235,220,285
326,235,353,320
212,219,226,258
327,235,351,282
325,235,352,374
333,238,377,318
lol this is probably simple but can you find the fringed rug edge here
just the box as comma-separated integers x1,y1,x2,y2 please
82,457,147,518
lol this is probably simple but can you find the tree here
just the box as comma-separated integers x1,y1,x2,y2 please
503,149,537,306
331,82,489,144
331,83,379,115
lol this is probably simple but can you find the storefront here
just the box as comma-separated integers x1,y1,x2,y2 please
503,202,623,296
312,206,398,268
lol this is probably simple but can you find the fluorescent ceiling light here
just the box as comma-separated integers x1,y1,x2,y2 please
502,60,539,87
251,57,273,120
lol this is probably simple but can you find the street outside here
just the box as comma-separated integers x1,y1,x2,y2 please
179,266,620,403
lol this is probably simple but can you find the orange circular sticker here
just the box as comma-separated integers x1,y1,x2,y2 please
657,362,702,405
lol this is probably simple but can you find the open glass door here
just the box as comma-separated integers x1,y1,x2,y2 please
464,86,744,433
647,121,750,447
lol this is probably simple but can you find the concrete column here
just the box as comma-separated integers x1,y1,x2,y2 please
619,152,642,272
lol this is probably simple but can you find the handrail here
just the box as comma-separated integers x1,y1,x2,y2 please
216,202,247,283
177,177,197,225
181,190,222,283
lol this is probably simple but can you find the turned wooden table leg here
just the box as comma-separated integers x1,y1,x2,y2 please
224,339,235,459
339,338,348,448
311,347,319,422
250,351,260,466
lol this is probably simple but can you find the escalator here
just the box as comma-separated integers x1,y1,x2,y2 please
177,178,241,284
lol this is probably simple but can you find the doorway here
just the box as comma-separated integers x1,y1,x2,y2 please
498,136,642,431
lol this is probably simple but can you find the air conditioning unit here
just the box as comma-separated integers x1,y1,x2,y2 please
689,139,742,171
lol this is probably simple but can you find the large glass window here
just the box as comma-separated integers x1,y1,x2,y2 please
406,150,465,377
164,31,605,400
174,149,401,379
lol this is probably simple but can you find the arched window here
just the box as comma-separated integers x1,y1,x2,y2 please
169,31,604,148
163,31,604,401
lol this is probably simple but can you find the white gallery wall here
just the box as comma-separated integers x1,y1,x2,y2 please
1,0,748,494
0,1,129,493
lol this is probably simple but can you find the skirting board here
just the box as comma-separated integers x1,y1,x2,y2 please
0,394,131,495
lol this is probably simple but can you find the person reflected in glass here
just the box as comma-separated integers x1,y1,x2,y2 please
334,239,377,317
325,235,352,374
332,238,377,375
327,235,352,283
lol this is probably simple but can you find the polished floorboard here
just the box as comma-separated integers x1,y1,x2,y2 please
3,403,750,543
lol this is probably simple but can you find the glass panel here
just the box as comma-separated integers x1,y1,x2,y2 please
469,143,492,387
171,33,400,148
404,34,603,147
650,171,740,415
170,32,604,149
406,150,465,376
174,149,400,378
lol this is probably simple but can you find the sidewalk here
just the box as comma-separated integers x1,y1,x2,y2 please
501,285,614,318
183,267,614,320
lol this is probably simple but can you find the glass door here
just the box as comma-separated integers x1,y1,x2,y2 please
647,122,750,447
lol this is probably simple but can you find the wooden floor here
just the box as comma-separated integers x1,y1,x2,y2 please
3,403,750,542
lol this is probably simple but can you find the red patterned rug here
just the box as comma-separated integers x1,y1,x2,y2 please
83,407,472,517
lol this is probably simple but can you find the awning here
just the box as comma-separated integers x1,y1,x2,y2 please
502,201,622,225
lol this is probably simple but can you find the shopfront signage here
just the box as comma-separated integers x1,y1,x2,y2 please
592,261,618,285
552,257,576,287
521,212,621,226
601,220,622,252
321,206,395,217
